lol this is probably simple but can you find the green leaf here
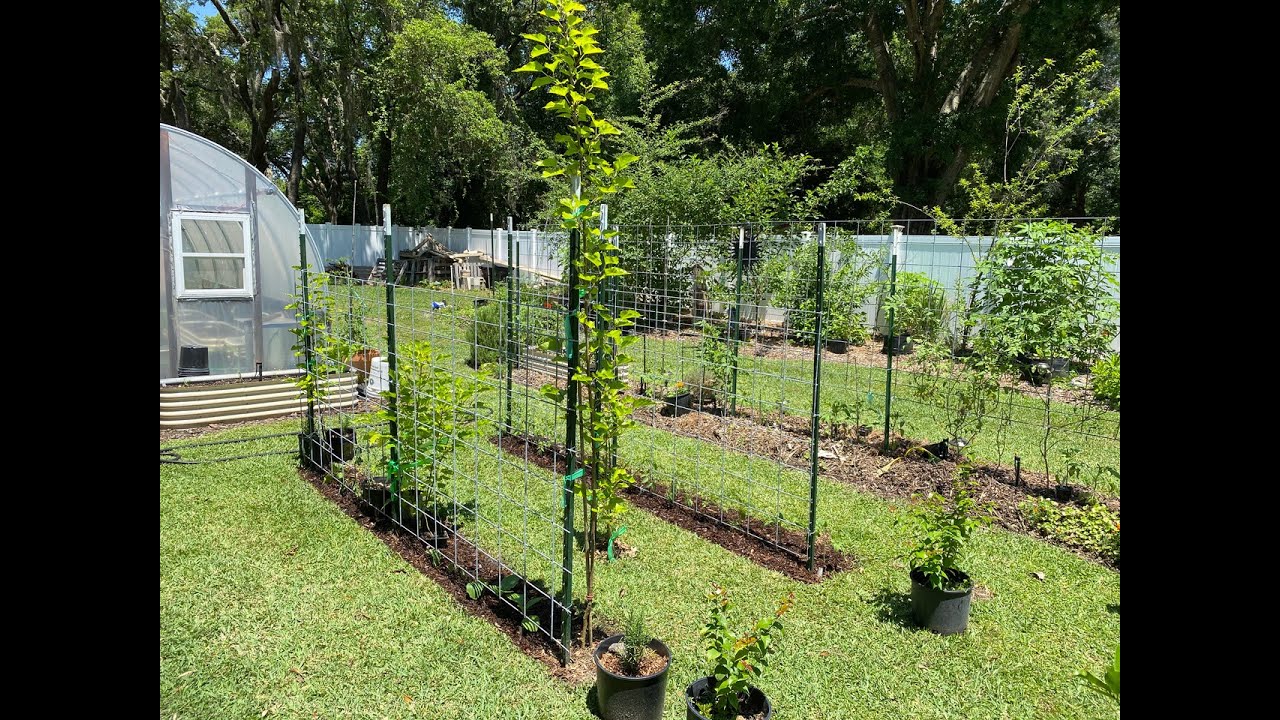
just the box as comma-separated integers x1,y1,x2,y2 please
513,61,542,73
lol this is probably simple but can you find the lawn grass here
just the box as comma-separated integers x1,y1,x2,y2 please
162,421,1120,719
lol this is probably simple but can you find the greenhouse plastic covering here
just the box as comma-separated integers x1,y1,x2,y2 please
160,124,322,379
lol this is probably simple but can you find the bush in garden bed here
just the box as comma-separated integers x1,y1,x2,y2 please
1019,497,1119,563
1091,354,1119,410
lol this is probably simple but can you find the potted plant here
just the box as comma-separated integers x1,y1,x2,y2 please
370,340,488,545
288,270,338,471
824,310,853,353
593,608,672,720
637,369,692,417
881,271,945,356
686,583,794,720
902,465,993,635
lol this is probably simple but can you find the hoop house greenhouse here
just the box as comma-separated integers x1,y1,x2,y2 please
159,123,320,379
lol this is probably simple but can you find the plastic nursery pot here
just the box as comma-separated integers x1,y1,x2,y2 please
881,334,914,356
361,478,391,516
685,677,772,720
351,349,380,379
909,568,973,635
1019,356,1070,385
324,427,358,464
661,392,694,417
299,432,326,471
826,339,849,354
392,489,451,546
593,634,672,720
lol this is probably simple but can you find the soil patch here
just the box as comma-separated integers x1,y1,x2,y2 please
630,403,1118,569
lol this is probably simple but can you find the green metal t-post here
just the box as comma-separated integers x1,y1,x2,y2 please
560,181,582,665
382,204,400,497
298,212,315,442
882,253,898,454
505,217,515,431
807,224,826,572
730,226,744,415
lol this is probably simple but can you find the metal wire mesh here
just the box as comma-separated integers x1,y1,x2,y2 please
294,214,1121,655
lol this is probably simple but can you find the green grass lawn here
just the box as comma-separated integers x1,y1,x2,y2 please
161,421,1120,719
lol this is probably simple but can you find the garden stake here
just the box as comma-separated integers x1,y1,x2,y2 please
882,252,897,454
807,224,826,571
382,205,400,498
560,216,581,666
730,226,744,415
298,212,315,441
505,216,515,431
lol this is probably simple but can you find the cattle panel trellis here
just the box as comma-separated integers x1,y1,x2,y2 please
294,213,1121,661
296,210,579,661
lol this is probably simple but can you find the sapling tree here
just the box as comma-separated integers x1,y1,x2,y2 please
371,340,490,520
518,0,645,646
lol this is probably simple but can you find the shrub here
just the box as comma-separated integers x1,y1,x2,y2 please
769,236,878,345
1019,497,1119,562
971,220,1119,367
697,583,795,720
470,299,505,368
1091,354,1120,410
903,466,992,590
883,271,947,342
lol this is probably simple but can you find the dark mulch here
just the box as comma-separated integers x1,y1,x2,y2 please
632,403,1118,569
495,434,854,583
300,467,603,684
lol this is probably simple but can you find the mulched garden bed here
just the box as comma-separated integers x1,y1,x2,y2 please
495,434,854,583
300,466,604,684
632,403,1119,569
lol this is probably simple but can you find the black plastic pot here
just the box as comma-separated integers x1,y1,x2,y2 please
826,339,849,354
324,427,357,464
593,634,672,720
909,568,973,635
1019,356,1070,385
361,478,391,515
393,489,451,545
299,432,326,470
178,345,210,377
881,334,914,356
662,392,693,417
685,677,772,720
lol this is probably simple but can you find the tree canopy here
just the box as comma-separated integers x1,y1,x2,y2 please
161,0,1119,226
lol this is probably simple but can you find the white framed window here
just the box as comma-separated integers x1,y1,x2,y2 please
172,211,254,299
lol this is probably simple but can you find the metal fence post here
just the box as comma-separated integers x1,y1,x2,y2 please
298,210,316,448
882,228,900,454
505,216,515,431
382,204,400,496
560,182,582,665
730,226,744,415
807,224,826,572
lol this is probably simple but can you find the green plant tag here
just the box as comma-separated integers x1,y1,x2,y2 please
607,525,627,561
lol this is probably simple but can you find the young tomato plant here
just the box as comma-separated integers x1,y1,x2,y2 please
518,0,645,647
